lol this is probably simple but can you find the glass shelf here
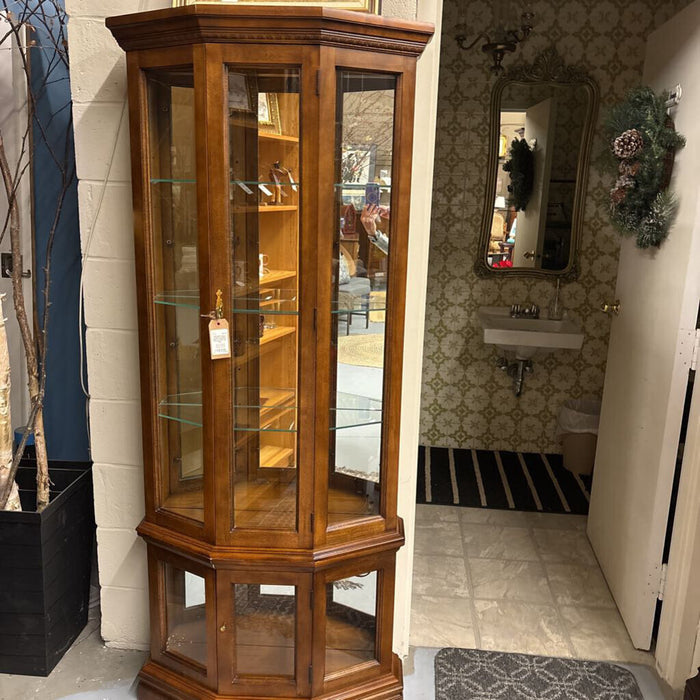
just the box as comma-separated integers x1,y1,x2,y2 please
233,290,298,315
233,384,297,433
331,299,386,315
334,183,391,190
155,291,200,310
158,392,203,428
159,388,298,432
331,393,382,431
150,179,300,189
154,285,299,312
158,391,380,432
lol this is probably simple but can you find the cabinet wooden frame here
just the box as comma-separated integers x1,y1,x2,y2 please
215,569,312,696
109,6,432,699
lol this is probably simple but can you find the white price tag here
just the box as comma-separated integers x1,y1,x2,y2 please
208,319,231,359
258,183,273,197
236,181,254,195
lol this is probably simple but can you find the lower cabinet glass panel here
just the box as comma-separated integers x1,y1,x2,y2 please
325,571,377,676
233,583,296,678
164,564,207,668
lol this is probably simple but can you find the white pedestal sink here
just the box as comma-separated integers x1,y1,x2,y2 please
477,306,584,359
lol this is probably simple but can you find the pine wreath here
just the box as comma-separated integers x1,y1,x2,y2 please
606,87,685,248
503,138,534,212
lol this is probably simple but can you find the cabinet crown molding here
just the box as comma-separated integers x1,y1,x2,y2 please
107,5,434,56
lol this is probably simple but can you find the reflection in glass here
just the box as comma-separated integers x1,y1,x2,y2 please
148,69,203,522
330,72,396,526
325,571,377,676
227,68,301,531
233,583,296,677
487,83,590,272
164,564,207,668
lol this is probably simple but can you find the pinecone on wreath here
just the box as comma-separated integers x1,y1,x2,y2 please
619,160,640,177
611,187,627,205
612,128,644,159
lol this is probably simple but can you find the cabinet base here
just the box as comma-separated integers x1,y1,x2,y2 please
137,658,403,700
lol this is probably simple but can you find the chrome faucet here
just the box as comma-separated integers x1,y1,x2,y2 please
510,303,539,319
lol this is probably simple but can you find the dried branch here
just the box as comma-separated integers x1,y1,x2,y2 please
0,0,72,511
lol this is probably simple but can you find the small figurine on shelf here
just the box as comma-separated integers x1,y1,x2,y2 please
258,173,274,206
269,160,294,205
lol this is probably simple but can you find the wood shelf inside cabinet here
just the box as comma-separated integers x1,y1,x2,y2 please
260,326,295,345
259,445,295,469
258,270,297,286
258,132,299,144
258,205,298,213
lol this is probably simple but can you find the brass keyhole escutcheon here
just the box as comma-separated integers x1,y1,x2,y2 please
600,300,621,315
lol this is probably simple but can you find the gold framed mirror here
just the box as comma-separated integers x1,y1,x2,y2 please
475,48,599,279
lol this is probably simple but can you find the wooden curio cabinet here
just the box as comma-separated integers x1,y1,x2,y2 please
107,6,432,699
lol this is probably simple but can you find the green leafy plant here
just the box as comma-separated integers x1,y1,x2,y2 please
503,138,534,212
606,86,685,249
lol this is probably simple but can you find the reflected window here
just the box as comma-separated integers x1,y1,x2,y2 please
164,564,207,668
330,72,396,526
325,571,377,676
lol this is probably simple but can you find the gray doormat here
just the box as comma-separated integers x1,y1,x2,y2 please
435,649,644,700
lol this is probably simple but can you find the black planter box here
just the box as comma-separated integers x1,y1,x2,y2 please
0,462,94,676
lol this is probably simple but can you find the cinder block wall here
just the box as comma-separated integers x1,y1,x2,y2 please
66,0,434,653
67,0,170,650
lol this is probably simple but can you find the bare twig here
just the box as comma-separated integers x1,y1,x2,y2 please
0,0,72,511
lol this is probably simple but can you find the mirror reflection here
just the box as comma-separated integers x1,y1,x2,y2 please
478,50,598,278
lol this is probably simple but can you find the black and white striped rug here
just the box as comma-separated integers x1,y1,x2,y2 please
417,446,592,515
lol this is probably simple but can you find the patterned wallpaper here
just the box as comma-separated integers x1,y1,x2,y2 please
420,0,692,453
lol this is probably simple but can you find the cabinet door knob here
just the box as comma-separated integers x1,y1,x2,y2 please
220,624,227,632
600,300,621,315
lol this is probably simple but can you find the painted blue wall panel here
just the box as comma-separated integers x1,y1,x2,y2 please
25,0,89,462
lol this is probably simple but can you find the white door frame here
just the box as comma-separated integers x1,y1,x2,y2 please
655,325,700,688
392,0,443,659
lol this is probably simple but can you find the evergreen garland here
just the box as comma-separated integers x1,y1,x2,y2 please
606,87,685,248
503,138,534,212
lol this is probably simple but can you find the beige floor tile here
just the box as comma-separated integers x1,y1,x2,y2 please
473,599,572,656
462,524,539,561
470,558,552,604
533,528,597,565
525,513,588,531
459,508,534,527
414,520,464,557
410,595,477,648
559,606,654,664
546,562,616,608
413,554,470,598
415,504,460,524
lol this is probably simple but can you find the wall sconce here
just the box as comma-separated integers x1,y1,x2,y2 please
456,1,534,75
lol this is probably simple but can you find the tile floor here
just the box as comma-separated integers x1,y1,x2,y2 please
410,504,653,664
1,504,670,699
